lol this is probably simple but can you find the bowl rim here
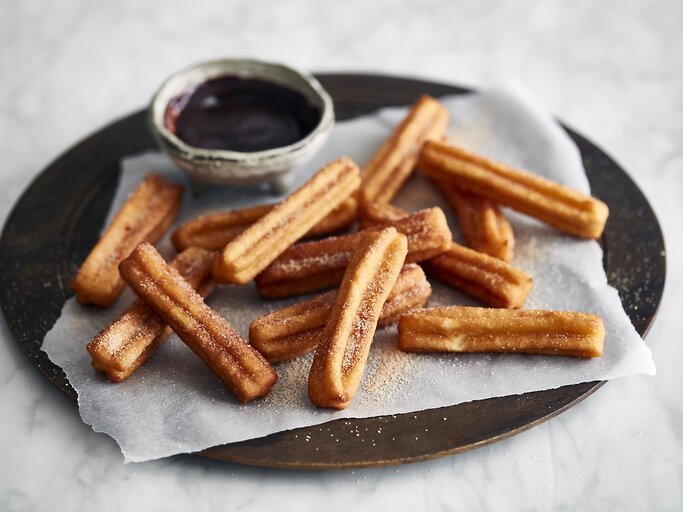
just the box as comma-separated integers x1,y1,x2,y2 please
148,58,335,164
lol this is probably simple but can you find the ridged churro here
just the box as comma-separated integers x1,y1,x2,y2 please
358,201,408,229
173,203,271,252
119,243,277,403
87,248,217,382
255,207,452,298
250,264,431,362
308,228,408,409
361,95,448,205
70,174,183,307
398,306,605,358
172,197,358,252
213,157,361,284
423,244,532,308
436,182,514,261
419,140,609,239
358,202,531,308
307,197,358,237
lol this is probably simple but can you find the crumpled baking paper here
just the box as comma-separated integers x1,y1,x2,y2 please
42,82,655,463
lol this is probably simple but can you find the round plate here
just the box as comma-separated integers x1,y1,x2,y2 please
0,74,666,469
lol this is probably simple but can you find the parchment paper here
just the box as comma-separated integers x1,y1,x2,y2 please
43,82,655,462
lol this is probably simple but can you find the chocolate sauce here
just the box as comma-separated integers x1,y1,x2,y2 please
164,76,321,152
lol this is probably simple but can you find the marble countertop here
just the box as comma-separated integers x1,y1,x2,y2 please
1,1,680,510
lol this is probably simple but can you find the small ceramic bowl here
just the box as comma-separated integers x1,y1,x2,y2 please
148,59,335,188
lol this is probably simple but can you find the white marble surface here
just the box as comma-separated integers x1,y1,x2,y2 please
0,0,680,510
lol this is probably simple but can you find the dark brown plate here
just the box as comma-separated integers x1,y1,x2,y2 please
0,74,665,469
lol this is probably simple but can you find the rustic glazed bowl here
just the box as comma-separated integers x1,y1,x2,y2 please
149,59,335,187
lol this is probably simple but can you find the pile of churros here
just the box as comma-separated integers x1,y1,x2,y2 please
73,94,609,409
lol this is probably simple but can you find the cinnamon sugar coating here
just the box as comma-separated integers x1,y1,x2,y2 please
359,202,532,308
308,228,408,409
213,157,361,284
435,181,514,261
87,248,217,382
250,264,431,363
255,207,452,298
119,243,277,403
398,306,605,358
70,174,183,307
423,244,532,308
419,140,609,239
358,201,407,229
361,95,448,205
172,197,358,252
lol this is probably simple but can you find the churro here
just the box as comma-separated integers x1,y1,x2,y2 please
419,140,609,239
250,264,431,362
307,197,358,238
358,202,531,308
119,243,277,402
437,182,514,261
173,203,271,252
87,248,217,382
361,95,448,205
70,174,183,307
423,244,532,308
398,306,604,358
308,228,408,409
213,157,361,284
255,207,452,298
358,201,408,229
172,197,358,252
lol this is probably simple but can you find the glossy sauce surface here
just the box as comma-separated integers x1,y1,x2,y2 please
165,76,321,152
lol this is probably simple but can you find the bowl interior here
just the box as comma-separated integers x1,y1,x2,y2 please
150,59,332,157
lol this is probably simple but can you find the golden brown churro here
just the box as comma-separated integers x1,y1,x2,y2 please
359,202,531,308
119,243,277,402
419,140,609,239
306,197,358,238
437,182,515,261
70,174,183,307
255,207,452,298
398,306,604,358
360,95,448,205
87,248,217,382
308,228,408,409
172,203,271,252
172,197,358,252
250,264,431,363
422,244,532,308
213,157,361,284
358,201,408,229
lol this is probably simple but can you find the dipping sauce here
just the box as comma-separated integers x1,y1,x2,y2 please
164,76,321,152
